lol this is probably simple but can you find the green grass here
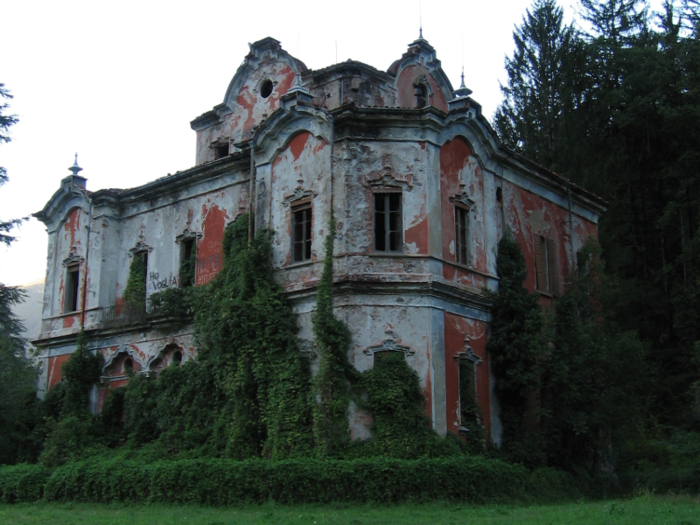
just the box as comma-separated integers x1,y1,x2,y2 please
1,496,699,525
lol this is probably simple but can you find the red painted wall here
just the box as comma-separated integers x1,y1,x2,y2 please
396,64,447,111
196,203,229,285
46,354,71,391
444,313,491,439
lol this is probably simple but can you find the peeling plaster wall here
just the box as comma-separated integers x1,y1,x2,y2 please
343,300,434,436
194,45,300,165
503,174,599,298
269,131,330,273
308,71,397,110
35,36,604,439
48,207,88,330
444,312,490,438
396,64,448,111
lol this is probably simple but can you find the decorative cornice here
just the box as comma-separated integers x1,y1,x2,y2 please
62,251,84,267
450,190,476,210
453,338,482,365
129,241,152,256
175,229,203,244
283,187,316,207
364,335,414,358
366,171,413,191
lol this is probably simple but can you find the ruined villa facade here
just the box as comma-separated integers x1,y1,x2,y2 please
33,37,605,443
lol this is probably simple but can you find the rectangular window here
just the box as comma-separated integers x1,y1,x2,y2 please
534,235,558,295
179,238,196,288
455,205,469,265
292,204,312,262
374,193,402,252
64,264,80,313
214,144,228,159
458,358,478,430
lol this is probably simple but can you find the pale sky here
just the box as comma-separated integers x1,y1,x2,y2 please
1,0,661,287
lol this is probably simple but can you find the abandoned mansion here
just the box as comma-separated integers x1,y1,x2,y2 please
33,36,605,444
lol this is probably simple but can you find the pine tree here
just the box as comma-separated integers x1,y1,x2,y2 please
494,0,583,174
0,83,37,465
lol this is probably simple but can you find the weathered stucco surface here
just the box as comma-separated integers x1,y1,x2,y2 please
34,36,605,442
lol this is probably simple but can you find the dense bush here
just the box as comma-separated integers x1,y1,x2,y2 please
355,351,464,459
617,428,700,494
43,456,534,505
0,463,49,503
38,330,105,468
485,235,544,466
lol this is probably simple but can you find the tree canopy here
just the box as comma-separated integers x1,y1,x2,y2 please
495,0,700,460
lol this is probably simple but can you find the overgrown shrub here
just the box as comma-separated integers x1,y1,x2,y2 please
355,351,463,459
543,238,649,473
313,218,355,457
123,254,147,308
113,215,314,460
39,330,105,467
0,463,49,503
193,214,314,459
148,287,197,318
485,235,544,466
0,334,39,465
44,455,532,505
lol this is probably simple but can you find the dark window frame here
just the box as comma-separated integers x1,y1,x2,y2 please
455,204,470,266
458,355,478,431
292,201,313,263
373,192,403,253
179,237,197,288
534,234,558,295
414,83,428,107
64,263,80,313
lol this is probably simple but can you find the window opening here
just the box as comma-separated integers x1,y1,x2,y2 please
292,203,312,262
180,238,196,287
124,358,133,374
172,350,182,366
126,250,148,310
215,144,229,159
373,350,401,364
374,193,402,252
414,83,427,107
455,205,469,265
64,263,80,313
260,79,273,98
138,252,149,297
534,235,557,295
458,357,479,430
496,186,503,203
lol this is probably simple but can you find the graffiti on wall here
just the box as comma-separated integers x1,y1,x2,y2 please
149,271,179,291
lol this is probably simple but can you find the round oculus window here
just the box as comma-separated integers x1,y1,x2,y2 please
260,79,273,98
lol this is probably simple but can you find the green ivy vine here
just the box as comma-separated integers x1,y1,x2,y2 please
485,234,545,466
312,217,355,457
123,254,147,309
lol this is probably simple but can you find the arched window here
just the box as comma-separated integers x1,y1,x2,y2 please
414,83,427,107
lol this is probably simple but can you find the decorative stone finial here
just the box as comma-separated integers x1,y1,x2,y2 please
454,68,473,98
68,153,83,176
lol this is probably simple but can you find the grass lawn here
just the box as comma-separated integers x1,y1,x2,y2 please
1,496,698,525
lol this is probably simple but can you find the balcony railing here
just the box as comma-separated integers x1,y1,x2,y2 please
96,303,151,327
95,289,194,328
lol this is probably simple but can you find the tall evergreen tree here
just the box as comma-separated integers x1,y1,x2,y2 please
0,84,37,465
494,0,583,174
